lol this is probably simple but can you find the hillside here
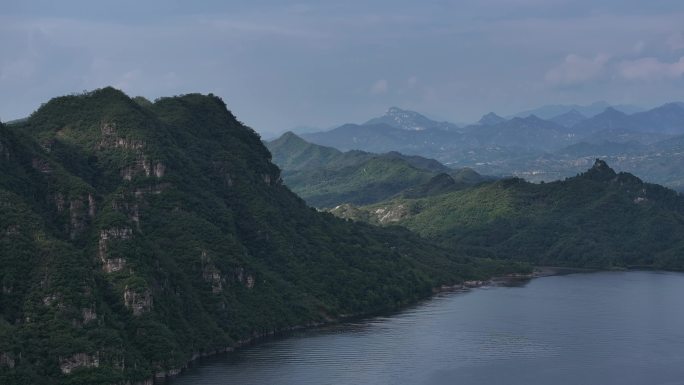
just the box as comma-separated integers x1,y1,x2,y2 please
0,89,526,385
266,132,488,208
331,160,684,270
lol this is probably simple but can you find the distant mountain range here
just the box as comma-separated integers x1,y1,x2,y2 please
298,101,684,190
509,101,645,120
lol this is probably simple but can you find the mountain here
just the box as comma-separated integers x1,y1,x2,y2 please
0,88,526,384
630,102,684,135
567,106,682,144
477,112,506,126
570,107,638,137
302,115,569,159
550,109,587,128
399,168,493,199
511,102,644,119
332,160,684,269
266,131,366,171
364,107,459,131
301,123,464,155
469,115,571,151
266,132,486,208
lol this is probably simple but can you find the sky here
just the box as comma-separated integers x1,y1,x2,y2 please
1,0,684,136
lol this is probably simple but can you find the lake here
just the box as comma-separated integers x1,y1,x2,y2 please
169,271,684,385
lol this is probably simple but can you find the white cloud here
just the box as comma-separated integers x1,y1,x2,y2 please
544,53,610,86
370,79,388,94
619,56,684,80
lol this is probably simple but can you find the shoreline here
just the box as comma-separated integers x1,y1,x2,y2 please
148,265,580,384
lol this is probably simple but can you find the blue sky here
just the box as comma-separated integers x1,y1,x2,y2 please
1,0,684,135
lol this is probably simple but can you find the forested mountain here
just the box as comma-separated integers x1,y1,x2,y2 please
331,160,684,270
0,88,525,384
266,132,488,207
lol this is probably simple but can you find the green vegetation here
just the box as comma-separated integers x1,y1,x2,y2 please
0,89,527,384
266,132,487,207
332,159,684,270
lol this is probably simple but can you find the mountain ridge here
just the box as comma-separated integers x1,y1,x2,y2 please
331,159,684,269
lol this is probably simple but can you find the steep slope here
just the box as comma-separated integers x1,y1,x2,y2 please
0,90,526,385
332,160,684,269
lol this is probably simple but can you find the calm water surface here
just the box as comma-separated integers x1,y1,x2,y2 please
170,271,684,385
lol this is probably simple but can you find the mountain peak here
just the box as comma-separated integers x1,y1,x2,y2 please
601,106,626,116
364,107,458,131
478,112,506,125
280,130,301,140
387,106,409,114
550,109,587,128
592,158,610,171
580,158,617,181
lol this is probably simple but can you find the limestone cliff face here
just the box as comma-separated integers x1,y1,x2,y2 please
59,353,99,374
123,286,153,316
98,227,133,273
0,352,15,369
68,193,96,239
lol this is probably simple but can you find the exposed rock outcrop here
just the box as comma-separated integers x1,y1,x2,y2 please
373,204,409,224
98,228,133,273
59,353,99,374
121,155,166,181
0,352,15,369
234,267,255,289
123,286,153,316
31,157,53,174
200,251,224,294
82,307,97,323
